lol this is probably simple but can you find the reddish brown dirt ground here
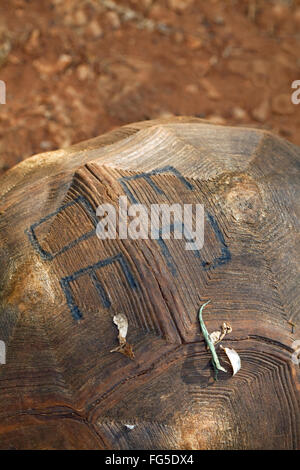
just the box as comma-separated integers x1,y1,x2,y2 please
0,0,299,176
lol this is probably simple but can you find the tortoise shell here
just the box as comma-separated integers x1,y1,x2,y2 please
0,117,299,449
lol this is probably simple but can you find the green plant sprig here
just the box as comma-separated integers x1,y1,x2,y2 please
198,300,227,380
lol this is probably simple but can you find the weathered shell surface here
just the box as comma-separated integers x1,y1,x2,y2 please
0,117,299,449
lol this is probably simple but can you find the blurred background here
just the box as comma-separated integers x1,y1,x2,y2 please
0,0,299,176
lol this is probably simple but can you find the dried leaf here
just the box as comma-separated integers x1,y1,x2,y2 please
111,313,134,360
209,331,222,345
221,346,241,376
222,322,232,334
125,424,135,430
113,313,128,345
209,321,232,346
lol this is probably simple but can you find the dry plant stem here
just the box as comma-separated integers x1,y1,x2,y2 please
110,342,135,360
198,300,227,380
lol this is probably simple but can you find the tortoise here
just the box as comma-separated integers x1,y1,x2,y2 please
0,116,299,450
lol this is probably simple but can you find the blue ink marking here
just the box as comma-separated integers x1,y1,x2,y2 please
60,253,138,320
119,165,193,204
90,271,111,308
202,212,231,270
156,238,177,277
25,195,98,261
153,221,202,276
154,213,231,275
